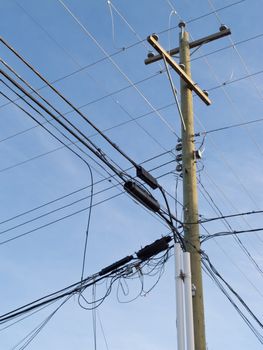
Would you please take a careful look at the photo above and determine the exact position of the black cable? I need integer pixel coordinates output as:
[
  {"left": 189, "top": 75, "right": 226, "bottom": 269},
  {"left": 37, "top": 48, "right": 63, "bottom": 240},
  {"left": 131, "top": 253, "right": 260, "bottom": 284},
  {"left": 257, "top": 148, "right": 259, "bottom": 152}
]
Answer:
[
  {"left": 10, "top": 295, "right": 72, "bottom": 350},
  {"left": 0, "top": 42, "right": 141, "bottom": 169},
  {"left": 201, "top": 227, "right": 263, "bottom": 243},
  {"left": 203, "top": 255, "right": 263, "bottom": 330},
  {"left": 0, "top": 0, "right": 246, "bottom": 115},
  {"left": 159, "top": 186, "right": 185, "bottom": 250},
  {"left": 198, "top": 210, "right": 263, "bottom": 224},
  {"left": 0, "top": 233, "right": 175, "bottom": 324},
  {"left": 2, "top": 62, "right": 263, "bottom": 155},
  {"left": 0, "top": 161, "right": 174, "bottom": 240},
  {"left": 202, "top": 260, "right": 263, "bottom": 344},
  {"left": 198, "top": 179, "right": 263, "bottom": 277},
  {"left": 0, "top": 67, "right": 183, "bottom": 237},
  {"left": 0, "top": 170, "right": 175, "bottom": 246},
  {"left": 0, "top": 69, "right": 126, "bottom": 181},
  {"left": 0, "top": 149, "right": 172, "bottom": 227}
]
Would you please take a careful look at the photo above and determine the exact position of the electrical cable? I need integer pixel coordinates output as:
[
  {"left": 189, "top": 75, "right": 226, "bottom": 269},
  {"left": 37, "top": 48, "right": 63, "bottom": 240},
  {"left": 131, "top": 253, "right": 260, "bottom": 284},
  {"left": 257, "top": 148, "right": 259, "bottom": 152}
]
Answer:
[
  {"left": 0, "top": 160, "right": 175, "bottom": 237},
  {"left": 0, "top": 1, "right": 242, "bottom": 116},
  {"left": 57, "top": 0, "right": 179, "bottom": 138},
  {"left": 0, "top": 69, "right": 127, "bottom": 182},
  {"left": 2, "top": 64, "right": 263, "bottom": 152},
  {"left": 0, "top": 170, "right": 175, "bottom": 246},
  {"left": 202, "top": 259, "right": 263, "bottom": 344},
  {"left": 0, "top": 36, "right": 178, "bottom": 156},
  {"left": 11, "top": 2, "right": 170, "bottom": 155},
  {"left": 0, "top": 149, "right": 173, "bottom": 227},
  {"left": 198, "top": 209, "right": 263, "bottom": 224},
  {"left": 0, "top": 60, "right": 131, "bottom": 178},
  {"left": 201, "top": 227, "right": 263, "bottom": 243},
  {"left": 10, "top": 295, "right": 72, "bottom": 350},
  {"left": 198, "top": 179, "right": 263, "bottom": 277},
  {"left": 0, "top": 235, "right": 173, "bottom": 325}
]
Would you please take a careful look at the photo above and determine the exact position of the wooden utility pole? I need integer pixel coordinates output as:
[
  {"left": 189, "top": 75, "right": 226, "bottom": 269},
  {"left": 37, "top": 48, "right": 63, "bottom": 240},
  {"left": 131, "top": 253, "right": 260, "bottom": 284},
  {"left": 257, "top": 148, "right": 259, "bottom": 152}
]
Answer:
[
  {"left": 146, "top": 22, "right": 231, "bottom": 350},
  {"left": 179, "top": 22, "right": 206, "bottom": 350}
]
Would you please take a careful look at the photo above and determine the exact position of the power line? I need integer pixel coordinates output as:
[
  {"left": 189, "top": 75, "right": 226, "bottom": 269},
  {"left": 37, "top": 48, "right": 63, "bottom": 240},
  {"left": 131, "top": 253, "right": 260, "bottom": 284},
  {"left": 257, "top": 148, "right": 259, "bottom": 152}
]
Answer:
[
  {"left": 198, "top": 179, "right": 263, "bottom": 277},
  {"left": 0, "top": 68, "right": 127, "bottom": 182},
  {"left": 201, "top": 227, "right": 263, "bottom": 242},
  {"left": 13, "top": 1, "right": 169, "bottom": 155},
  {"left": 198, "top": 209, "right": 263, "bottom": 224},
  {"left": 0, "top": 0, "right": 245, "bottom": 116},
  {"left": 202, "top": 256, "right": 263, "bottom": 344},
  {"left": 0, "top": 235, "right": 173, "bottom": 324},
  {"left": 0, "top": 150, "right": 174, "bottom": 228},
  {"left": 0, "top": 56, "right": 140, "bottom": 171},
  {"left": 0, "top": 169, "right": 176, "bottom": 246},
  {"left": 2, "top": 62, "right": 263, "bottom": 152}
]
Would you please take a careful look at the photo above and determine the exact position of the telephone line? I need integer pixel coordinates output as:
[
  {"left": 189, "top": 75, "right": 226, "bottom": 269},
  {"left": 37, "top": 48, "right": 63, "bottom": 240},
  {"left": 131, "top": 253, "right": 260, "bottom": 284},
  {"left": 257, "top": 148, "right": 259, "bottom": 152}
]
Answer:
[
  {"left": 0, "top": 0, "right": 244, "bottom": 112},
  {"left": 0, "top": 149, "right": 173, "bottom": 227},
  {"left": 1, "top": 64, "right": 263, "bottom": 149},
  {"left": 0, "top": 161, "right": 175, "bottom": 237},
  {"left": 0, "top": 170, "right": 176, "bottom": 246}
]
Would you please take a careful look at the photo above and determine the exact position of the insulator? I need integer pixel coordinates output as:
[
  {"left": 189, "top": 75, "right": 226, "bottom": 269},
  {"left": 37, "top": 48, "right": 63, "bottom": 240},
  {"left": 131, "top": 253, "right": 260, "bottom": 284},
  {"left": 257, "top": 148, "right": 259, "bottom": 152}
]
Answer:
[
  {"left": 176, "top": 164, "right": 183, "bottom": 172},
  {"left": 176, "top": 154, "right": 183, "bottom": 162},
  {"left": 176, "top": 143, "right": 182, "bottom": 151}
]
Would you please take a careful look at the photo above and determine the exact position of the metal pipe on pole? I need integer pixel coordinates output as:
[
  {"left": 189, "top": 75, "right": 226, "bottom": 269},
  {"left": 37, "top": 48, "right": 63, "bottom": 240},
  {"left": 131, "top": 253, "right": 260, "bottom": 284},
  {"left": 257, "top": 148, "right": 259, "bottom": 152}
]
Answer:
[
  {"left": 175, "top": 243, "right": 186, "bottom": 350},
  {"left": 183, "top": 252, "right": 195, "bottom": 350}
]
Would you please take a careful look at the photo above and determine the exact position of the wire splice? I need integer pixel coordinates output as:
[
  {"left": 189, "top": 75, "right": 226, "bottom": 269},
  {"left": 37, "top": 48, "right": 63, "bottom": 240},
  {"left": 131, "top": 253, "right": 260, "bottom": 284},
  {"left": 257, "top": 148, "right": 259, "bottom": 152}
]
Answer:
[
  {"left": 136, "top": 236, "right": 172, "bottom": 261},
  {"left": 99, "top": 255, "right": 133, "bottom": 276},
  {"left": 123, "top": 181, "right": 160, "bottom": 212},
  {"left": 136, "top": 166, "right": 159, "bottom": 189}
]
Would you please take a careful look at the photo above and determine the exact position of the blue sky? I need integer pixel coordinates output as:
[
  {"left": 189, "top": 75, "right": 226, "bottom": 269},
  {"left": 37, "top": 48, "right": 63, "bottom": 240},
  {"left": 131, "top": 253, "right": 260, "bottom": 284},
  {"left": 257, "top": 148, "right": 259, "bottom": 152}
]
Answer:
[{"left": 0, "top": 0, "right": 263, "bottom": 349}]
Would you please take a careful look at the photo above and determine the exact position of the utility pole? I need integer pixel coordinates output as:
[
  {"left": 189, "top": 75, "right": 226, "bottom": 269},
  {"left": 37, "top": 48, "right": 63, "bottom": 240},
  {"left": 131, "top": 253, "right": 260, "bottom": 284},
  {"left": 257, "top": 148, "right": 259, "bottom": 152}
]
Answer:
[
  {"left": 179, "top": 22, "right": 205, "bottom": 350},
  {"left": 145, "top": 23, "right": 231, "bottom": 350}
]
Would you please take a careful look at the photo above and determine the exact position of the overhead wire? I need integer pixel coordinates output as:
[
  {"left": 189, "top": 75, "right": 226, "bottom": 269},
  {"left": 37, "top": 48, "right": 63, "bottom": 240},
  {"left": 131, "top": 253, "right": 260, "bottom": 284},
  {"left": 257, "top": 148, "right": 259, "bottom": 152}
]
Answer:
[
  {"left": 198, "top": 178, "right": 263, "bottom": 277},
  {"left": 0, "top": 0, "right": 244, "bottom": 113},
  {"left": 191, "top": 0, "right": 263, "bottom": 250},
  {"left": 201, "top": 227, "right": 263, "bottom": 243},
  {"left": 0, "top": 169, "right": 177, "bottom": 246},
  {"left": 1, "top": 64, "right": 263, "bottom": 152},
  {"left": 169, "top": 0, "right": 263, "bottom": 293},
  {"left": 0, "top": 41, "right": 150, "bottom": 171},
  {"left": 0, "top": 59, "right": 186, "bottom": 248},
  {"left": 199, "top": 209, "right": 263, "bottom": 224},
  {"left": 0, "top": 149, "right": 173, "bottom": 227},
  {"left": 14, "top": 0, "right": 170, "bottom": 155},
  {"left": 201, "top": 170, "right": 263, "bottom": 247},
  {"left": 0, "top": 58, "right": 132, "bottom": 179},
  {"left": 202, "top": 257, "right": 263, "bottom": 344},
  {"left": 10, "top": 296, "right": 72, "bottom": 350},
  {"left": 57, "top": 0, "right": 180, "bottom": 138},
  {"left": 0, "top": 236, "right": 173, "bottom": 325},
  {"left": 0, "top": 68, "right": 129, "bottom": 185}
]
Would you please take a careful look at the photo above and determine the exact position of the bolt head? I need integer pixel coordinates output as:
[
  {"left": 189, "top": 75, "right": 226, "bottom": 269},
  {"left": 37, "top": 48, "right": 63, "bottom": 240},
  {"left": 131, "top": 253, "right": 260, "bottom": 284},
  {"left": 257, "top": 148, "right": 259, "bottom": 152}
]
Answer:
[
  {"left": 179, "top": 63, "right": 185, "bottom": 70},
  {"left": 152, "top": 33, "right": 159, "bottom": 41},
  {"left": 219, "top": 24, "right": 228, "bottom": 31},
  {"left": 147, "top": 51, "right": 155, "bottom": 58}
]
